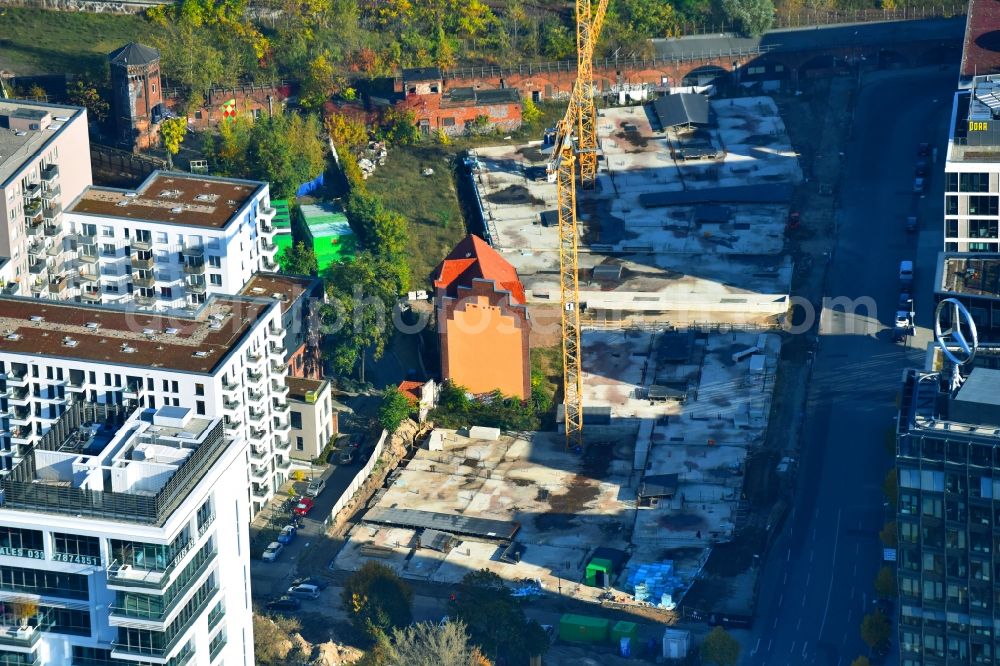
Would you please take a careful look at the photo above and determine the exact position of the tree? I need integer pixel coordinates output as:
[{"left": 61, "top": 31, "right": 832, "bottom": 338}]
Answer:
[
  {"left": 341, "top": 562, "right": 413, "bottom": 638},
  {"left": 154, "top": 22, "right": 226, "bottom": 114},
  {"left": 879, "top": 521, "right": 897, "bottom": 549},
  {"left": 379, "top": 386, "right": 413, "bottom": 432},
  {"left": 540, "top": 20, "right": 574, "bottom": 60},
  {"left": 322, "top": 252, "right": 405, "bottom": 382},
  {"left": 521, "top": 99, "right": 542, "bottom": 126},
  {"left": 701, "top": 626, "right": 740, "bottom": 666},
  {"left": 326, "top": 112, "right": 369, "bottom": 153},
  {"left": 380, "top": 108, "right": 420, "bottom": 146},
  {"left": 860, "top": 610, "right": 890, "bottom": 651},
  {"left": 449, "top": 569, "right": 549, "bottom": 664},
  {"left": 279, "top": 241, "right": 319, "bottom": 276},
  {"left": 387, "top": 620, "right": 490, "bottom": 666},
  {"left": 851, "top": 658, "right": 871, "bottom": 666},
  {"left": 301, "top": 53, "right": 337, "bottom": 110},
  {"left": 26, "top": 85, "right": 46, "bottom": 101},
  {"left": 67, "top": 79, "right": 110, "bottom": 124},
  {"left": 874, "top": 566, "right": 896, "bottom": 599},
  {"left": 345, "top": 191, "right": 409, "bottom": 260},
  {"left": 159, "top": 117, "right": 188, "bottom": 170},
  {"left": 721, "top": 0, "right": 774, "bottom": 37},
  {"left": 882, "top": 468, "right": 897, "bottom": 509}
]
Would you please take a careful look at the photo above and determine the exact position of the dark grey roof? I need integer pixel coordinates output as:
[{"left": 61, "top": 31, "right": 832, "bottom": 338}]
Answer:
[
  {"left": 639, "top": 183, "right": 793, "bottom": 208},
  {"left": 950, "top": 368, "right": 1000, "bottom": 428},
  {"left": 694, "top": 205, "right": 731, "bottom": 224},
  {"left": 648, "top": 385, "right": 687, "bottom": 400},
  {"left": 474, "top": 88, "right": 520, "bottom": 104},
  {"left": 109, "top": 42, "right": 160, "bottom": 66},
  {"left": 650, "top": 17, "right": 963, "bottom": 60},
  {"left": 364, "top": 507, "right": 520, "bottom": 541},
  {"left": 417, "top": 528, "right": 456, "bottom": 552},
  {"left": 403, "top": 67, "right": 443, "bottom": 82},
  {"left": 638, "top": 473, "right": 679, "bottom": 499},
  {"left": 652, "top": 93, "right": 710, "bottom": 128}
]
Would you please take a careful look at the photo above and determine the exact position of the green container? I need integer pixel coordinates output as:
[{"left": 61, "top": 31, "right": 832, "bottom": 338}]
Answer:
[
  {"left": 585, "top": 557, "right": 614, "bottom": 587},
  {"left": 610, "top": 620, "right": 638, "bottom": 644},
  {"left": 558, "top": 613, "right": 610, "bottom": 644}
]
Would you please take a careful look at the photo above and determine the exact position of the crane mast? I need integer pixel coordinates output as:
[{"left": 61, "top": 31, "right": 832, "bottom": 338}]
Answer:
[{"left": 551, "top": 0, "right": 610, "bottom": 449}]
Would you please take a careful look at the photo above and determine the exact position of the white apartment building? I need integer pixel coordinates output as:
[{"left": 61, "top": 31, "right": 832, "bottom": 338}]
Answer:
[
  {"left": 945, "top": 76, "right": 1000, "bottom": 252},
  {"left": 0, "top": 100, "right": 92, "bottom": 299},
  {"left": 63, "top": 171, "right": 280, "bottom": 310},
  {"left": 286, "top": 377, "right": 335, "bottom": 462},
  {"left": 0, "top": 401, "right": 254, "bottom": 665},
  {"left": 0, "top": 292, "right": 292, "bottom": 515}
]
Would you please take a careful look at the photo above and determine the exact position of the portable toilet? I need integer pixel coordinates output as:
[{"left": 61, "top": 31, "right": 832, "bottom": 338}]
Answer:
[
  {"left": 585, "top": 557, "right": 614, "bottom": 588},
  {"left": 611, "top": 620, "right": 639, "bottom": 645},
  {"left": 662, "top": 628, "right": 691, "bottom": 659}
]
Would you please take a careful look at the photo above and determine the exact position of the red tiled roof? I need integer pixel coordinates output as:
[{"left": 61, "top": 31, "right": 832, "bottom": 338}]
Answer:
[
  {"left": 962, "top": 0, "right": 1000, "bottom": 79},
  {"left": 432, "top": 234, "right": 526, "bottom": 305},
  {"left": 397, "top": 380, "right": 424, "bottom": 404}
]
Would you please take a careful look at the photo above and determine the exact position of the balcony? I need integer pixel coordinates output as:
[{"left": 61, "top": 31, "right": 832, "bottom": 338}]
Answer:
[
  {"left": 182, "top": 245, "right": 205, "bottom": 257},
  {"left": 81, "top": 291, "right": 102, "bottom": 303},
  {"left": 186, "top": 282, "right": 207, "bottom": 295},
  {"left": 261, "top": 241, "right": 277, "bottom": 255},
  {"left": 42, "top": 223, "right": 59, "bottom": 237},
  {"left": 248, "top": 410, "right": 265, "bottom": 426},
  {"left": 250, "top": 464, "right": 267, "bottom": 481},
  {"left": 41, "top": 184, "right": 60, "bottom": 201},
  {"left": 43, "top": 203, "right": 61, "bottom": 221},
  {"left": 276, "top": 457, "right": 291, "bottom": 471},
  {"left": 133, "top": 274, "right": 155, "bottom": 288},
  {"left": 272, "top": 402, "right": 289, "bottom": 414},
  {"left": 105, "top": 536, "right": 206, "bottom": 592},
  {"left": 222, "top": 398, "right": 240, "bottom": 412},
  {"left": 270, "top": 360, "right": 288, "bottom": 374},
  {"left": 271, "top": 381, "right": 289, "bottom": 396},
  {"left": 274, "top": 437, "right": 291, "bottom": 451},
  {"left": 251, "top": 484, "right": 271, "bottom": 500},
  {"left": 183, "top": 261, "right": 206, "bottom": 275},
  {"left": 0, "top": 624, "right": 42, "bottom": 649},
  {"left": 246, "top": 350, "right": 263, "bottom": 364},
  {"left": 41, "top": 163, "right": 58, "bottom": 182},
  {"left": 78, "top": 251, "right": 98, "bottom": 264},
  {"left": 262, "top": 258, "right": 278, "bottom": 271},
  {"left": 6, "top": 372, "right": 27, "bottom": 387},
  {"left": 267, "top": 343, "right": 284, "bottom": 358},
  {"left": 246, "top": 370, "right": 263, "bottom": 385},
  {"left": 259, "top": 205, "right": 277, "bottom": 220},
  {"left": 22, "top": 184, "right": 40, "bottom": 201},
  {"left": 131, "top": 238, "right": 153, "bottom": 251},
  {"left": 108, "top": 555, "right": 219, "bottom": 629},
  {"left": 247, "top": 389, "right": 264, "bottom": 404},
  {"left": 134, "top": 294, "right": 156, "bottom": 307},
  {"left": 27, "top": 241, "right": 45, "bottom": 257},
  {"left": 23, "top": 202, "right": 42, "bottom": 222},
  {"left": 268, "top": 324, "right": 285, "bottom": 338},
  {"left": 222, "top": 380, "right": 240, "bottom": 394},
  {"left": 224, "top": 419, "right": 242, "bottom": 432},
  {"left": 131, "top": 255, "right": 154, "bottom": 271},
  {"left": 249, "top": 446, "right": 267, "bottom": 462},
  {"left": 28, "top": 261, "right": 48, "bottom": 276},
  {"left": 45, "top": 242, "right": 62, "bottom": 258},
  {"left": 48, "top": 275, "right": 69, "bottom": 295},
  {"left": 123, "top": 382, "right": 144, "bottom": 400}
]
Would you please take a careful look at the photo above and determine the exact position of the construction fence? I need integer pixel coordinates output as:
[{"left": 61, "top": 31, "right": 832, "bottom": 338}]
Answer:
[{"left": 326, "top": 428, "right": 389, "bottom": 526}]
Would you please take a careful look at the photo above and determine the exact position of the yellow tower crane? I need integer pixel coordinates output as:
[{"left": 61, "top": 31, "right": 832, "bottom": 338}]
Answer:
[{"left": 549, "top": 0, "right": 610, "bottom": 450}]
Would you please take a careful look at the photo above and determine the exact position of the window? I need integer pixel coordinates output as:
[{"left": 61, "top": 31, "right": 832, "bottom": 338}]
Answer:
[
  {"left": 195, "top": 383, "right": 205, "bottom": 396},
  {"left": 101, "top": 244, "right": 116, "bottom": 257},
  {"left": 0, "top": 527, "right": 43, "bottom": 559},
  {"left": 155, "top": 232, "right": 167, "bottom": 244},
  {"left": 172, "top": 381, "right": 179, "bottom": 393},
  {"left": 296, "top": 436, "right": 304, "bottom": 451},
  {"left": 52, "top": 533, "right": 101, "bottom": 566},
  {"left": 101, "top": 226, "right": 114, "bottom": 237},
  {"left": 946, "top": 172, "right": 959, "bottom": 191},
  {"left": 946, "top": 196, "right": 958, "bottom": 215},
  {"left": 196, "top": 400, "right": 205, "bottom": 416},
  {"left": 195, "top": 110, "right": 203, "bottom": 120},
  {"left": 946, "top": 219, "right": 959, "bottom": 237},
  {"left": 968, "top": 196, "right": 999, "bottom": 217},
  {"left": 0, "top": 564, "right": 88, "bottom": 599},
  {"left": 210, "top": 274, "right": 222, "bottom": 286},
  {"left": 208, "top": 255, "right": 221, "bottom": 268},
  {"left": 442, "top": 117, "right": 456, "bottom": 127},
  {"left": 290, "top": 411, "right": 302, "bottom": 429},
  {"left": 970, "top": 218, "right": 998, "bottom": 238},
  {"left": 960, "top": 172, "right": 990, "bottom": 192},
  {"left": 160, "top": 287, "right": 172, "bottom": 298}
]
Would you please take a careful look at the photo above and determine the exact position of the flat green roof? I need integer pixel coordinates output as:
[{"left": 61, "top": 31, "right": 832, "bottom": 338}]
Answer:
[{"left": 271, "top": 199, "right": 292, "bottom": 230}]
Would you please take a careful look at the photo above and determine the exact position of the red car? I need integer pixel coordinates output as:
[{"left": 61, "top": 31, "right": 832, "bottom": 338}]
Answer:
[{"left": 293, "top": 498, "right": 315, "bottom": 516}]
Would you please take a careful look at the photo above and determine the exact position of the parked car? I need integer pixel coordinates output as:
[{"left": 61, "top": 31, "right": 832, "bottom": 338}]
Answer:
[
  {"left": 913, "top": 177, "right": 925, "bottom": 193},
  {"left": 291, "top": 576, "right": 330, "bottom": 591},
  {"left": 265, "top": 595, "right": 301, "bottom": 612},
  {"left": 898, "top": 292, "right": 913, "bottom": 310},
  {"left": 306, "top": 478, "right": 326, "bottom": 498},
  {"left": 277, "top": 525, "right": 297, "bottom": 545},
  {"left": 262, "top": 542, "right": 284, "bottom": 562},
  {"left": 905, "top": 215, "right": 917, "bottom": 233},
  {"left": 349, "top": 433, "right": 363, "bottom": 449},
  {"left": 894, "top": 311, "right": 913, "bottom": 329},
  {"left": 339, "top": 450, "right": 356, "bottom": 466},
  {"left": 293, "top": 498, "right": 315, "bottom": 516},
  {"left": 899, "top": 260, "right": 914, "bottom": 286},
  {"left": 287, "top": 583, "right": 321, "bottom": 600}
]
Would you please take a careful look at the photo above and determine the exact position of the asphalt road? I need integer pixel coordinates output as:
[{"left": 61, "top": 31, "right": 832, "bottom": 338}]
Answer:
[{"left": 744, "top": 66, "right": 956, "bottom": 666}]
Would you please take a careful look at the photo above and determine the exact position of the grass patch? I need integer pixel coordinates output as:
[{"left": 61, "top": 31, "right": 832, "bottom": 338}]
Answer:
[
  {"left": 0, "top": 8, "right": 158, "bottom": 77},
  {"left": 364, "top": 144, "right": 466, "bottom": 284},
  {"left": 531, "top": 345, "right": 562, "bottom": 429}
]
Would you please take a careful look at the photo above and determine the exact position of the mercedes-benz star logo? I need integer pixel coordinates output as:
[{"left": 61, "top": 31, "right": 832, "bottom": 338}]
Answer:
[{"left": 934, "top": 297, "right": 978, "bottom": 366}]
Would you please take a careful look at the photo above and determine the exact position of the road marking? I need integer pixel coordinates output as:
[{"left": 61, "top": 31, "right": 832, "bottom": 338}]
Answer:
[
  {"left": 805, "top": 573, "right": 811, "bottom": 587},
  {"left": 752, "top": 639, "right": 761, "bottom": 656},
  {"left": 818, "top": 508, "right": 842, "bottom": 640}
]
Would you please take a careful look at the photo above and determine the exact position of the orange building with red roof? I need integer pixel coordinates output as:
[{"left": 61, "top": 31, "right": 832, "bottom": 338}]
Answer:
[{"left": 432, "top": 234, "right": 531, "bottom": 399}]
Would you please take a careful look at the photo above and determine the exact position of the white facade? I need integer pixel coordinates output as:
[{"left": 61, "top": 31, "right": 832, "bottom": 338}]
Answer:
[
  {"left": 0, "top": 293, "right": 292, "bottom": 515},
  {"left": 945, "top": 79, "right": 1000, "bottom": 253},
  {"left": 0, "top": 100, "right": 93, "bottom": 300},
  {"left": 64, "top": 172, "right": 279, "bottom": 311},
  {"left": 0, "top": 403, "right": 253, "bottom": 665}
]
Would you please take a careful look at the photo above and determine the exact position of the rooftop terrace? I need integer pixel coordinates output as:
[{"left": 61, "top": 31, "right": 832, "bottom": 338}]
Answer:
[
  {"left": 0, "top": 100, "right": 82, "bottom": 185},
  {"left": 937, "top": 253, "right": 1000, "bottom": 298},
  {"left": 285, "top": 376, "right": 327, "bottom": 402},
  {"left": 67, "top": 171, "right": 265, "bottom": 229},
  {"left": 0, "top": 294, "right": 272, "bottom": 373},
  {"left": 0, "top": 403, "right": 229, "bottom": 526}
]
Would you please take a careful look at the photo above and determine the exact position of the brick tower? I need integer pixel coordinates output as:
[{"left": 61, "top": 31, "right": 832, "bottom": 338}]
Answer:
[{"left": 108, "top": 42, "right": 163, "bottom": 152}]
